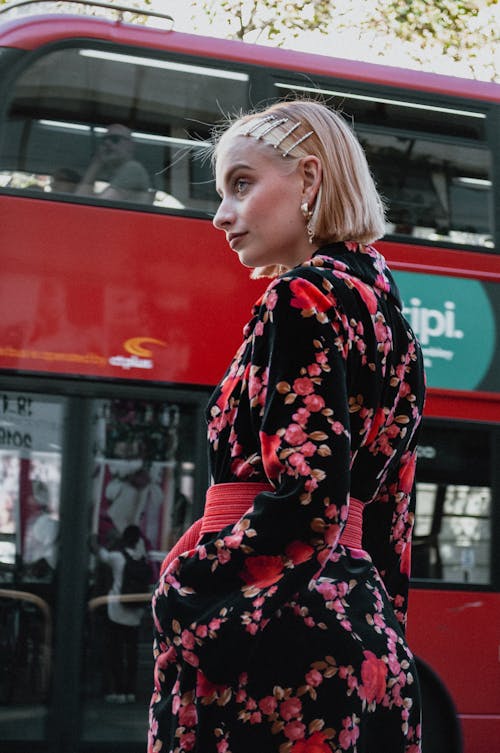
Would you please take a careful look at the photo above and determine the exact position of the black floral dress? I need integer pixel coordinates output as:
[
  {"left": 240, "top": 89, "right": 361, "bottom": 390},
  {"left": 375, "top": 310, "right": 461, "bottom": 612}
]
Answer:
[{"left": 149, "top": 242, "right": 426, "bottom": 753}]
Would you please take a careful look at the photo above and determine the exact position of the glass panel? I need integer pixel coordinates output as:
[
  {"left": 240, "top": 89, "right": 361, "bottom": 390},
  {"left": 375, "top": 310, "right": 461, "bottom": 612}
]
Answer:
[
  {"left": 275, "top": 82, "right": 494, "bottom": 249},
  {"left": 82, "top": 395, "right": 204, "bottom": 745},
  {"left": 0, "top": 46, "right": 249, "bottom": 213},
  {"left": 0, "top": 391, "right": 64, "bottom": 740},
  {"left": 412, "top": 423, "right": 492, "bottom": 584}
]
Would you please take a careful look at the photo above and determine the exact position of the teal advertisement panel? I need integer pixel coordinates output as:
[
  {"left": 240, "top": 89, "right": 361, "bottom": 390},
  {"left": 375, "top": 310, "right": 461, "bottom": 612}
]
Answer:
[{"left": 394, "top": 271, "right": 498, "bottom": 392}]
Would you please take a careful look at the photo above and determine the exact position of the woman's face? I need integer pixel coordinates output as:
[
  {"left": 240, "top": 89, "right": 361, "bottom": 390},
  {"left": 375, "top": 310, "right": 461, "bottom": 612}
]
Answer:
[{"left": 213, "top": 134, "right": 316, "bottom": 271}]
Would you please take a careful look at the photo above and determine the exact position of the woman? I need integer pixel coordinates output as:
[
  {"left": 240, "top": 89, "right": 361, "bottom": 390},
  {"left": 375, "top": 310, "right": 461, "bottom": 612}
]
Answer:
[{"left": 149, "top": 100, "right": 425, "bottom": 753}]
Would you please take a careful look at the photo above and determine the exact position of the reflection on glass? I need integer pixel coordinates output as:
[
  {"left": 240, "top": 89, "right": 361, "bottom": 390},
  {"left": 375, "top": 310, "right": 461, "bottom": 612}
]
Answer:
[
  {"left": 82, "top": 397, "right": 199, "bottom": 744},
  {"left": 0, "top": 392, "right": 63, "bottom": 738},
  {"left": 413, "top": 482, "right": 491, "bottom": 584}
]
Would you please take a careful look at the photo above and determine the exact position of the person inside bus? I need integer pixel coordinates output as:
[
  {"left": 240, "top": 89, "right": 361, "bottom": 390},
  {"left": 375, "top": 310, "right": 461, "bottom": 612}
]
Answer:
[
  {"left": 149, "top": 99, "right": 426, "bottom": 753},
  {"left": 77, "top": 123, "right": 151, "bottom": 203},
  {"left": 93, "top": 524, "right": 148, "bottom": 704}
]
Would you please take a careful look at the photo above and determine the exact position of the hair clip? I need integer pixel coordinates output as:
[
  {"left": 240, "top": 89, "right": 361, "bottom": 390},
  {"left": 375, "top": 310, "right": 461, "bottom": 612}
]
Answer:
[
  {"left": 243, "top": 115, "right": 277, "bottom": 136},
  {"left": 274, "top": 121, "right": 301, "bottom": 148},
  {"left": 282, "top": 130, "right": 314, "bottom": 157},
  {"left": 258, "top": 117, "right": 289, "bottom": 138}
]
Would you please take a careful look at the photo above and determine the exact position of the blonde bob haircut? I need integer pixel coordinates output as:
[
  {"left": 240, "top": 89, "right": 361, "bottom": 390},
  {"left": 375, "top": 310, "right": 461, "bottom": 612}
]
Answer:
[{"left": 211, "top": 99, "right": 386, "bottom": 276}]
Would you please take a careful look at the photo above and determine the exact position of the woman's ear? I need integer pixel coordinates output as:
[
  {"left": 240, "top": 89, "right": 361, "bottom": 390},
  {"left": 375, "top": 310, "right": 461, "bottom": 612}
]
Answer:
[{"left": 300, "top": 155, "right": 322, "bottom": 205}]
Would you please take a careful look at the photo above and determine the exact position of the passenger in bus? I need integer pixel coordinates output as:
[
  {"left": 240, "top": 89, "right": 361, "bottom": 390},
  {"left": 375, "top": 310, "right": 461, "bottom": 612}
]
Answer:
[
  {"left": 93, "top": 525, "right": 148, "bottom": 704},
  {"left": 77, "top": 124, "right": 151, "bottom": 203},
  {"left": 150, "top": 100, "right": 426, "bottom": 753}
]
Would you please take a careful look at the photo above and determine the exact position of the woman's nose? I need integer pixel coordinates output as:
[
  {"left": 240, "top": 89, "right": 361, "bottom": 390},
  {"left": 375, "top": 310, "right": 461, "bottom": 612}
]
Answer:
[{"left": 212, "top": 199, "right": 233, "bottom": 230}]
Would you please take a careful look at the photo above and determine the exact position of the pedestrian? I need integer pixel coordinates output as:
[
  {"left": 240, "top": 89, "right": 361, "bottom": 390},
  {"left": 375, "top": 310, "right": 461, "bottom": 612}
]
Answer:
[{"left": 149, "top": 99, "right": 426, "bottom": 753}]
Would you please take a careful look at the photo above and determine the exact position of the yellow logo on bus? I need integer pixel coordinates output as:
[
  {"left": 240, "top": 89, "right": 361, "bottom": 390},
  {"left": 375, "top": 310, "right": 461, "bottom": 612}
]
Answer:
[{"left": 124, "top": 337, "right": 167, "bottom": 358}]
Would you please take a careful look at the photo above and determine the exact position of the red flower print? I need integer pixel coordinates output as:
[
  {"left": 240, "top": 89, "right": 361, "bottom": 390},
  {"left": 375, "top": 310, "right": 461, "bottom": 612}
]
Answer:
[
  {"left": 365, "top": 407, "right": 385, "bottom": 445},
  {"left": 240, "top": 555, "right": 284, "bottom": 588},
  {"left": 360, "top": 650, "right": 387, "bottom": 703},
  {"left": 293, "top": 377, "right": 315, "bottom": 396},
  {"left": 289, "top": 278, "right": 334, "bottom": 313},
  {"left": 285, "top": 423, "right": 309, "bottom": 445},
  {"left": 196, "top": 669, "right": 225, "bottom": 698},
  {"left": 303, "top": 394, "right": 325, "bottom": 412},
  {"left": 286, "top": 540, "right": 315, "bottom": 564},
  {"left": 291, "top": 731, "right": 331, "bottom": 752},
  {"left": 260, "top": 431, "right": 285, "bottom": 479},
  {"left": 280, "top": 696, "right": 303, "bottom": 720},
  {"left": 399, "top": 452, "right": 416, "bottom": 494},
  {"left": 179, "top": 731, "right": 196, "bottom": 750}
]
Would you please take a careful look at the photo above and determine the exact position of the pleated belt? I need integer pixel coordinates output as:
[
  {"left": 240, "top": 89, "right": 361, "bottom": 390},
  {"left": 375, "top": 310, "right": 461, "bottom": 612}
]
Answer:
[{"left": 201, "top": 482, "right": 363, "bottom": 549}]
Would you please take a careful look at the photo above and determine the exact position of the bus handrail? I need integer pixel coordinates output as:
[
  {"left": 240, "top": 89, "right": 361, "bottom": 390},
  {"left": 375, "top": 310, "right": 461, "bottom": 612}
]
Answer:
[
  {"left": 87, "top": 592, "right": 152, "bottom": 612},
  {"left": 0, "top": 587, "right": 52, "bottom": 694},
  {"left": 0, "top": 0, "right": 174, "bottom": 24}
]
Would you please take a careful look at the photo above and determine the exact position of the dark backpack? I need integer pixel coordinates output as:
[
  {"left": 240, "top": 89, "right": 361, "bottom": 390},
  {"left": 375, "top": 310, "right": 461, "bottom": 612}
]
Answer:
[{"left": 121, "top": 550, "right": 152, "bottom": 603}]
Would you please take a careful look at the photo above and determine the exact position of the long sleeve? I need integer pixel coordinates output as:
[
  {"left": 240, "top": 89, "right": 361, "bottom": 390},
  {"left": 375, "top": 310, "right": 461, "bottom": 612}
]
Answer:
[{"left": 152, "top": 274, "right": 355, "bottom": 683}]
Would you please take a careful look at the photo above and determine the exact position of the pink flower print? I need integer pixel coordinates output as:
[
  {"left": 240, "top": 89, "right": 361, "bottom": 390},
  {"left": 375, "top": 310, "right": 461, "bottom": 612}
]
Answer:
[
  {"left": 265, "top": 288, "right": 278, "bottom": 311},
  {"left": 182, "top": 650, "right": 199, "bottom": 667},
  {"left": 293, "top": 377, "right": 315, "bottom": 396},
  {"left": 301, "top": 441, "right": 316, "bottom": 457},
  {"left": 307, "top": 363, "right": 322, "bottom": 377},
  {"left": 331, "top": 421, "right": 345, "bottom": 435},
  {"left": 339, "top": 715, "right": 360, "bottom": 750},
  {"left": 280, "top": 696, "right": 303, "bottom": 721},
  {"left": 284, "top": 720, "right": 307, "bottom": 741},
  {"left": 303, "top": 394, "right": 325, "bottom": 412},
  {"left": 258, "top": 695, "right": 278, "bottom": 715},
  {"left": 305, "top": 669, "right": 323, "bottom": 687},
  {"left": 178, "top": 702, "right": 197, "bottom": 727},
  {"left": 292, "top": 407, "right": 310, "bottom": 426},
  {"left": 288, "top": 453, "right": 310, "bottom": 476},
  {"left": 285, "top": 423, "right": 309, "bottom": 446},
  {"left": 315, "top": 581, "right": 337, "bottom": 600},
  {"left": 179, "top": 731, "right": 196, "bottom": 751},
  {"left": 180, "top": 629, "right": 195, "bottom": 649},
  {"left": 254, "top": 320, "right": 264, "bottom": 337},
  {"left": 360, "top": 650, "right": 387, "bottom": 703},
  {"left": 217, "top": 740, "right": 230, "bottom": 753}
]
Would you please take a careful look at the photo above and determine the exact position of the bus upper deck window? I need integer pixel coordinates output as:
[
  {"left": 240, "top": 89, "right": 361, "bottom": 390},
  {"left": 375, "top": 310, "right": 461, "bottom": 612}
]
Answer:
[
  {"left": 274, "top": 81, "right": 494, "bottom": 250},
  {"left": 0, "top": 45, "right": 249, "bottom": 215}
]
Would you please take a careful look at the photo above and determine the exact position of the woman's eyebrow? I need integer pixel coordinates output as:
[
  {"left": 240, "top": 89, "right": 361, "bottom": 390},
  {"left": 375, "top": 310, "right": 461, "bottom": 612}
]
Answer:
[{"left": 216, "top": 162, "right": 255, "bottom": 194}]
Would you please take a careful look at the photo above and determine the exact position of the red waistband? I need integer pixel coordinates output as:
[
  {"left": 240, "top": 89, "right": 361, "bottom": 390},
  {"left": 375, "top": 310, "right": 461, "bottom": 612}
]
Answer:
[{"left": 201, "top": 482, "right": 363, "bottom": 549}]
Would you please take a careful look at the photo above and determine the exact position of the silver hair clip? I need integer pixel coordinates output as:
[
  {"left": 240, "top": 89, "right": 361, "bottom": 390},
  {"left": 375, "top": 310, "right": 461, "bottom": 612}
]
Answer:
[
  {"left": 243, "top": 115, "right": 277, "bottom": 136},
  {"left": 274, "top": 121, "right": 301, "bottom": 148},
  {"left": 282, "top": 130, "right": 314, "bottom": 158},
  {"left": 258, "top": 117, "right": 289, "bottom": 138}
]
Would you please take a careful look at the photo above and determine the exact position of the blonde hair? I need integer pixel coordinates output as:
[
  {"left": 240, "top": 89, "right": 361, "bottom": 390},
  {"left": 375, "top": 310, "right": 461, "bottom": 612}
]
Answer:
[{"left": 212, "top": 99, "right": 386, "bottom": 277}]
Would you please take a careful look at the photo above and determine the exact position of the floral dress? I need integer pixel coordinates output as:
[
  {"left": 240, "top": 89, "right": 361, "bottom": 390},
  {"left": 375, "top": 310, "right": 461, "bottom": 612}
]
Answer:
[{"left": 150, "top": 242, "right": 426, "bottom": 753}]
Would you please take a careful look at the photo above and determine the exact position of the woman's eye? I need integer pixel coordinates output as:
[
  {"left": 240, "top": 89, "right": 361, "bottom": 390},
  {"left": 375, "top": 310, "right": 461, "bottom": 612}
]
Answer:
[{"left": 234, "top": 178, "right": 248, "bottom": 194}]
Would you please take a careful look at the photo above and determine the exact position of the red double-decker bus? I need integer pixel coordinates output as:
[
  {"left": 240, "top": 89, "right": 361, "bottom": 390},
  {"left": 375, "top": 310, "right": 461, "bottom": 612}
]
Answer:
[{"left": 0, "top": 2, "right": 498, "bottom": 752}]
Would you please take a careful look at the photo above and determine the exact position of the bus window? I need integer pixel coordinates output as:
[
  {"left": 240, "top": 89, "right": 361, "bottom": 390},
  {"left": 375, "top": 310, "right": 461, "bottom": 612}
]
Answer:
[
  {"left": 412, "top": 422, "right": 492, "bottom": 585},
  {"left": 0, "top": 391, "right": 63, "bottom": 717},
  {"left": 83, "top": 394, "right": 206, "bottom": 744},
  {"left": 0, "top": 45, "right": 249, "bottom": 213},
  {"left": 275, "top": 81, "right": 494, "bottom": 249}
]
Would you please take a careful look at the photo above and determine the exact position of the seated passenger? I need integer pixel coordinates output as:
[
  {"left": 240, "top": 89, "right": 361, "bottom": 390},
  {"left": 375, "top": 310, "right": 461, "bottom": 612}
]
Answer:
[{"left": 77, "top": 124, "right": 150, "bottom": 203}]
